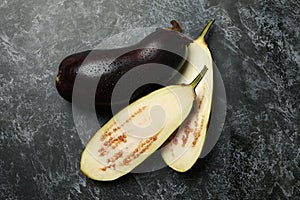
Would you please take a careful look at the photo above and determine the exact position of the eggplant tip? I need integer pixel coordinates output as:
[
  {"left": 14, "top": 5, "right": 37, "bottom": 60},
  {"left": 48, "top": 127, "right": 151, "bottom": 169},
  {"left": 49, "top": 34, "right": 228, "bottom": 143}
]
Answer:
[{"left": 55, "top": 75, "right": 60, "bottom": 83}]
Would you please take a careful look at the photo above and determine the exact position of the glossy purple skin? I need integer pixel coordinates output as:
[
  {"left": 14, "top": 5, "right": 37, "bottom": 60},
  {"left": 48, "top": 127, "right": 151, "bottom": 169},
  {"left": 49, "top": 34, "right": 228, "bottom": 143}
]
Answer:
[{"left": 56, "top": 28, "right": 192, "bottom": 109}]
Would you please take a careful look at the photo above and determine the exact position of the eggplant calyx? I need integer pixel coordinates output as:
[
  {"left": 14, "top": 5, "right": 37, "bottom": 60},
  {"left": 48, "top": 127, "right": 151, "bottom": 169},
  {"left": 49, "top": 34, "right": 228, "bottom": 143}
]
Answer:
[
  {"left": 164, "top": 20, "right": 182, "bottom": 33},
  {"left": 194, "top": 19, "right": 215, "bottom": 46}
]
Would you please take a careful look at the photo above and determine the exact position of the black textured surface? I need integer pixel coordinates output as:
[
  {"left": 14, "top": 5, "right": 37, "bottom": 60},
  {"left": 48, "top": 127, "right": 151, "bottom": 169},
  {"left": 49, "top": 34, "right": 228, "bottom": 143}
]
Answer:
[{"left": 0, "top": 0, "right": 299, "bottom": 199}]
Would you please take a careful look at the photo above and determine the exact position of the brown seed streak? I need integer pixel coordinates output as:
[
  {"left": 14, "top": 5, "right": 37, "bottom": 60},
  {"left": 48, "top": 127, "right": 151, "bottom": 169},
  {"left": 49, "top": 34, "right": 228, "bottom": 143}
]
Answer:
[
  {"left": 99, "top": 106, "right": 149, "bottom": 169},
  {"left": 100, "top": 164, "right": 116, "bottom": 171},
  {"left": 192, "top": 117, "right": 205, "bottom": 146},
  {"left": 191, "top": 94, "right": 205, "bottom": 147},
  {"left": 99, "top": 133, "right": 127, "bottom": 157},
  {"left": 181, "top": 125, "right": 193, "bottom": 147},
  {"left": 121, "top": 133, "right": 158, "bottom": 166},
  {"left": 103, "top": 137, "right": 114, "bottom": 146},
  {"left": 107, "top": 151, "right": 123, "bottom": 163},
  {"left": 178, "top": 94, "right": 205, "bottom": 148},
  {"left": 98, "top": 147, "right": 108, "bottom": 157},
  {"left": 120, "top": 106, "right": 147, "bottom": 127},
  {"left": 100, "top": 122, "right": 117, "bottom": 141},
  {"left": 103, "top": 133, "right": 127, "bottom": 147}
]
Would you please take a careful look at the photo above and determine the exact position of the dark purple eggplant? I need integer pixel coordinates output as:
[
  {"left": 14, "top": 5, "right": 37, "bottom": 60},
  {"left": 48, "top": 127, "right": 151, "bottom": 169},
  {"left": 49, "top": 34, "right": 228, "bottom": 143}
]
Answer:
[{"left": 55, "top": 20, "right": 191, "bottom": 110}]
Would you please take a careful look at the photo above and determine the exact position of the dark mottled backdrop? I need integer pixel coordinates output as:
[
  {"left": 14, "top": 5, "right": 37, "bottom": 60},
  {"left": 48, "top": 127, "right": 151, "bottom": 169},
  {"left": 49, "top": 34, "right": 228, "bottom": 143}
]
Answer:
[{"left": 0, "top": 0, "right": 299, "bottom": 199}]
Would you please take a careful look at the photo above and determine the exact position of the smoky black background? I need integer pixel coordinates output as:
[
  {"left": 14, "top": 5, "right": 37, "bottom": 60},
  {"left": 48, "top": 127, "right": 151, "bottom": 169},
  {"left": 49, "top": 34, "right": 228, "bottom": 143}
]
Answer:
[{"left": 0, "top": 0, "right": 299, "bottom": 199}]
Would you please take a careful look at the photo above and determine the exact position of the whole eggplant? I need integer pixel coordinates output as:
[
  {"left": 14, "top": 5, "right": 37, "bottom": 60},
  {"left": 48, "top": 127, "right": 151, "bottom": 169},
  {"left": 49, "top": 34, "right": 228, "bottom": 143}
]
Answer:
[{"left": 56, "top": 20, "right": 192, "bottom": 110}]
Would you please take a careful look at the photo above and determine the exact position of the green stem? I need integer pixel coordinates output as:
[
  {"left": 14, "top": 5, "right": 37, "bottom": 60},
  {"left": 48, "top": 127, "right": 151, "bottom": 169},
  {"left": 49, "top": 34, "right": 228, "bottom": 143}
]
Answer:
[
  {"left": 190, "top": 66, "right": 208, "bottom": 89},
  {"left": 194, "top": 19, "right": 215, "bottom": 43}
]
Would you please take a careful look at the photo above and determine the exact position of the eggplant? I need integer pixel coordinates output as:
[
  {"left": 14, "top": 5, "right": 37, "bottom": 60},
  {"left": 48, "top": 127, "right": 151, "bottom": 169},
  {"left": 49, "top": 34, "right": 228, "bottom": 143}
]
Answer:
[{"left": 55, "top": 20, "right": 192, "bottom": 110}]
